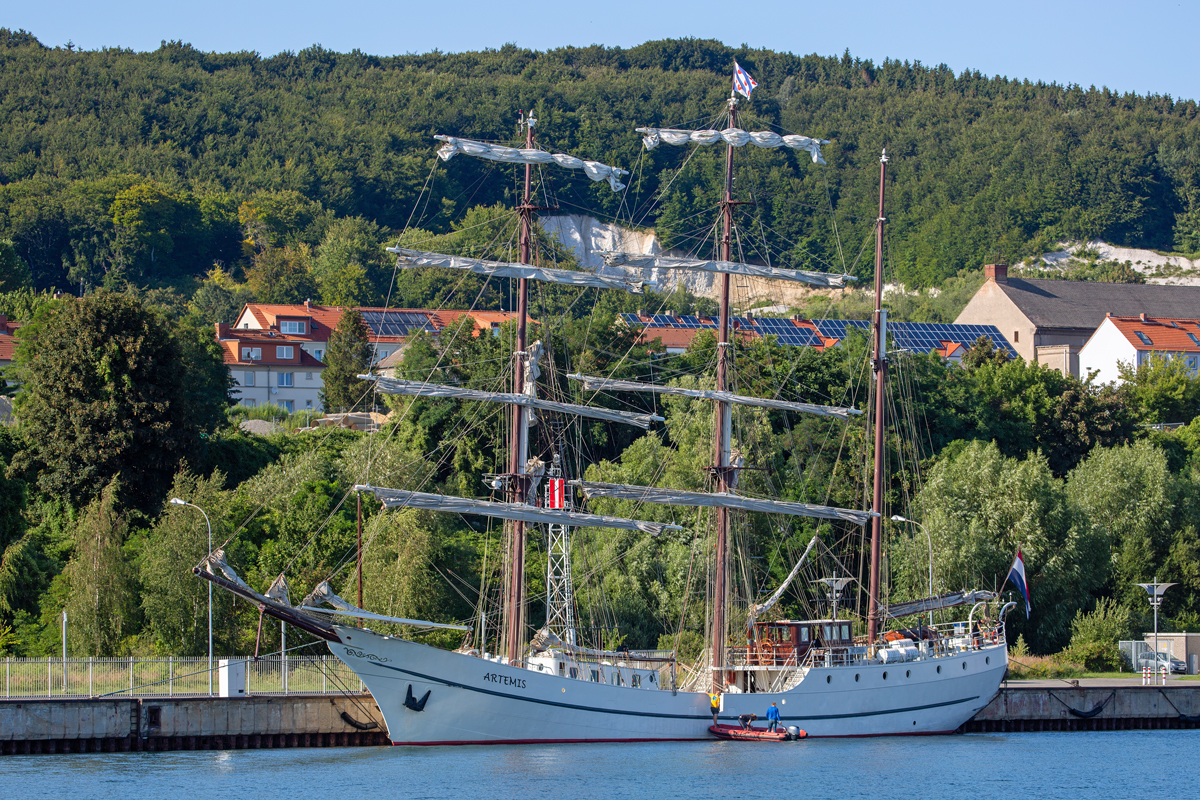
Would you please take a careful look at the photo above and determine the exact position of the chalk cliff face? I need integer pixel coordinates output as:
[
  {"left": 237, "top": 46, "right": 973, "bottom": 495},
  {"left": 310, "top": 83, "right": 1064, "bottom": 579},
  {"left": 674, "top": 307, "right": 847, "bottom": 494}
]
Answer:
[{"left": 539, "top": 215, "right": 837, "bottom": 305}]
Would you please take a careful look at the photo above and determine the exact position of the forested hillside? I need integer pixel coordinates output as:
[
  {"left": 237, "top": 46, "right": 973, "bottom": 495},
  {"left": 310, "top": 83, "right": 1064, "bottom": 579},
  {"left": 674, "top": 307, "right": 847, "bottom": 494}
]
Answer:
[
  {"left": 2, "top": 29, "right": 1200, "bottom": 295},
  {"left": 4, "top": 29, "right": 1200, "bottom": 672}
]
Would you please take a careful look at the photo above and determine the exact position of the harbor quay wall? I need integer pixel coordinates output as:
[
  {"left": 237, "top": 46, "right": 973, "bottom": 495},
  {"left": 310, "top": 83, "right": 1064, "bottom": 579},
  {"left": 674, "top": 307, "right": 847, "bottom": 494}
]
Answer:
[
  {"left": 959, "top": 684, "right": 1200, "bottom": 733},
  {"left": 0, "top": 694, "right": 389, "bottom": 755}
]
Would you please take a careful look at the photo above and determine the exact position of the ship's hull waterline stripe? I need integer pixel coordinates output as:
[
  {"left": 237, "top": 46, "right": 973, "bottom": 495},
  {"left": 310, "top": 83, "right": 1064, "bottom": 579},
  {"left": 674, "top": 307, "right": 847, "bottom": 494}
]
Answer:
[{"left": 361, "top": 657, "right": 979, "bottom": 723}]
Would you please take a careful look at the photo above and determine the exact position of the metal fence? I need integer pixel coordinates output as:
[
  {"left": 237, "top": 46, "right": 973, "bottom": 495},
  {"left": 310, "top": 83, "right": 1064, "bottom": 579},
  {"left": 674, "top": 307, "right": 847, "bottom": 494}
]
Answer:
[{"left": 0, "top": 655, "right": 364, "bottom": 699}]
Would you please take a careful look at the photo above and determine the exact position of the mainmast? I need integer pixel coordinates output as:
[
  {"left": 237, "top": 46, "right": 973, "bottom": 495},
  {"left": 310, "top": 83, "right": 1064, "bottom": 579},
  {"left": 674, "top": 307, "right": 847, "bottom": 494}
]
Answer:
[
  {"left": 504, "top": 113, "right": 536, "bottom": 664},
  {"left": 711, "top": 92, "right": 739, "bottom": 691},
  {"left": 866, "top": 149, "right": 889, "bottom": 644}
]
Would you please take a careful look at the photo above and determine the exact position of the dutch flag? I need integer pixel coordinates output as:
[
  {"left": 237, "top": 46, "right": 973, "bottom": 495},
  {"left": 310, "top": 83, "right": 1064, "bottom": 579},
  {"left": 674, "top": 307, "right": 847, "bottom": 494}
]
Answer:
[
  {"left": 1005, "top": 547, "right": 1032, "bottom": 619},
  {"left": 733, "top": 61, "right": 758, "bottom": 99}
]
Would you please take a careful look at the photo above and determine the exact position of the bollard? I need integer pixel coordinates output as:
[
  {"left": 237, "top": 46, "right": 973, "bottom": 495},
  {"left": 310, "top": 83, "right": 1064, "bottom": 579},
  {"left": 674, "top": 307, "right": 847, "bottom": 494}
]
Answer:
[
  {"left": 1162, "top": 664, "right": 1168, "bottom": 684},
  {"left": 1143, "top": 664, "right": 1150, "bottom": 685}
]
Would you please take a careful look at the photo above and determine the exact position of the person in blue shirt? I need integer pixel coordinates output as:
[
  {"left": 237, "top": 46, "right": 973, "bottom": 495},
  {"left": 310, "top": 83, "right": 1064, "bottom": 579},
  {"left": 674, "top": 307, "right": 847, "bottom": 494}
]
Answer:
[{"left": 766, "top": 702, "right": 781, "bottom": 733}]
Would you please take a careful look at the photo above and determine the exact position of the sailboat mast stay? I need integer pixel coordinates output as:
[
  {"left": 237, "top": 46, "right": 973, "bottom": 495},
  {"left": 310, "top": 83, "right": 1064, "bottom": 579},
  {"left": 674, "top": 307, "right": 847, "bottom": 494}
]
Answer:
[
  {"left": 866, "top": 149, "right": 889, "bottom": 644},
  {"left": 711, "top": 92, "right": 739, "bottom": 690},
  {"left": 505, "top": 113, "right": 536, "bottom": 664}
]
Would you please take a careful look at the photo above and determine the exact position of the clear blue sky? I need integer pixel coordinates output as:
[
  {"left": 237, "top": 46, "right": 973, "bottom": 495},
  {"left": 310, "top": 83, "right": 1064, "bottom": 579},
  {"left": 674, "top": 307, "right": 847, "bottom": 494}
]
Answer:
[{"left": 8, "top": 0, "right": 1198, "bottom": 101}]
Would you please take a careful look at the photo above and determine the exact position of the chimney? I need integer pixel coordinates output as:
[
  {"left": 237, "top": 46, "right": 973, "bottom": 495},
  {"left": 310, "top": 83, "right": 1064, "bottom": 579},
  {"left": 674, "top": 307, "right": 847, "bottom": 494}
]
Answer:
[
  {"left": 985, "top": 264, "right": 1008, "bottom": 284},
  {"left": 1140, "top": 313, "right": 1148, "bottom": 322},
  {"left": 305, "top": 298, "right": 311, "bottom": 311}
]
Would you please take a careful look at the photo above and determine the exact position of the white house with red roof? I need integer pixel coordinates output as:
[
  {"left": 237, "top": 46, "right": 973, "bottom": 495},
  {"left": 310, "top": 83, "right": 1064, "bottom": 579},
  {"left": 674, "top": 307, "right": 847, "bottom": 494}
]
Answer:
[
  {"left": 217, "top": 302, "right": 521, "bottom": 412},
  {"left": 1079, "top": 314, "right": 1200, "bottom": 385}
]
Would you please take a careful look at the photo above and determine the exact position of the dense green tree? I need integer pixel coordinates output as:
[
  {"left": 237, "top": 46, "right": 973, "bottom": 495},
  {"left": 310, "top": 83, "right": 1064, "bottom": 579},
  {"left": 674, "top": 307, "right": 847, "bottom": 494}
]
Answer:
[
  {"left": 62, "top": 479, "right": 137, "bottom": 656},
  {"left": 139, "top": 470, "right": 239, "bottom": 655},
  {"left": 1118, "top": 352, "right": 1200, "bottom": 425},
  {"left": 0, "top": 240, "right": 31, "bottom": 291},
  {"left": 244, "top": 244, "right": 318, "bottom": 305},
  {"left": 8, "top": 290, "right": 228, "bottom": 510},
  {"left": 319, "top": 308, "right": 374, "bottom": 413},
  {"left": 312, "top": 216, "right": 388, "bottom": 306},
  {"left": 916, "top": 440, "right": 1107, "bottom": 652}
]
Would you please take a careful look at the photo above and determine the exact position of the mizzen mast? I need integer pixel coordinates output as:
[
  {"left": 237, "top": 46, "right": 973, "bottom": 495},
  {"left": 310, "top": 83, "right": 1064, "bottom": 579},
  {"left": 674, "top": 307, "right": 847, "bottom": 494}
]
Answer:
[{"left": 866, "top": 149, "right": 889, "bottom": 645}]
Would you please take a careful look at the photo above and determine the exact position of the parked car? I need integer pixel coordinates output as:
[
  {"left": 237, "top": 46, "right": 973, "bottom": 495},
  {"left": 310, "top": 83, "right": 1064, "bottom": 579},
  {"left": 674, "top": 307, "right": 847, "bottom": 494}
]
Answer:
[{"left": 1137, "top": 651, "right": 1187, "bottom": 674}]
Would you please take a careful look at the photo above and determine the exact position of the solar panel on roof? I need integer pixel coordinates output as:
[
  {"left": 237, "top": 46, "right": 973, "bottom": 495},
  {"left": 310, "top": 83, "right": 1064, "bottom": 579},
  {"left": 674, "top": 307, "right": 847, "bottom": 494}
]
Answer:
[{"left": 360, "top": 310, "right": 437, "bottom": 337}]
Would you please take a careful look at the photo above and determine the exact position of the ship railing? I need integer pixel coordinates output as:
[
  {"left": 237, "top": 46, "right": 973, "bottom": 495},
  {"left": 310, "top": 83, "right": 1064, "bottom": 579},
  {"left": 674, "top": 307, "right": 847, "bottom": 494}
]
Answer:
[
  {"left": 727, "top": 647, "right": 800, "bottom": 669},
  {"left": 0, "top": 655, "right": 364, "bottom": 698}
]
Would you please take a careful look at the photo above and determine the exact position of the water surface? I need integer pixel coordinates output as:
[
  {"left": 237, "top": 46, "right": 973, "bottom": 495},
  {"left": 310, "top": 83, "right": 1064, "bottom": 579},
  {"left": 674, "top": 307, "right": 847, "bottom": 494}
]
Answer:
[{"left": 6, "top": 732, "right": 1197, "bottom": 799}]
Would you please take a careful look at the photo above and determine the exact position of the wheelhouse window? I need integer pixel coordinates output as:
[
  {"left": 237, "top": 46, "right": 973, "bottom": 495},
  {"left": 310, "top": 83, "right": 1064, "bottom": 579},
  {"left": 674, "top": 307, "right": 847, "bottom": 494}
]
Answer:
[
  {"left": 841, "top": 624, "right": 851, "bottom": 640},
  {"left": 800, "top": 627, "right": 810, "bottom": 643},
  {"left": 590, "top": 669, "right": 601, "bottom": 683}
]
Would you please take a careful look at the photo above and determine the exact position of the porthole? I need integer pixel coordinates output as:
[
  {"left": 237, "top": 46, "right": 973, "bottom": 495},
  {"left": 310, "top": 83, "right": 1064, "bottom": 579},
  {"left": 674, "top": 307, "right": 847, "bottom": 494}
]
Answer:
[
  {"left": 854, "top": 674, "right": 860, "bottom": 682},
  {"left": 882, "top": 671, "right": 888, "bottom": 680},
  {"left": 962, "top": 662, "right": 967, "bottom": 670},
  {"left": 936, "top": 665, "right": 941, "bottom": 674},
  {"left": 986, "top": 656, "right": 990, "bottom": 665},
  {"left": 905, "top": 670, "right": 910, "bottom": 678},
  {"left": 826, "top": 675, "right": 831, "bottom": 684}
]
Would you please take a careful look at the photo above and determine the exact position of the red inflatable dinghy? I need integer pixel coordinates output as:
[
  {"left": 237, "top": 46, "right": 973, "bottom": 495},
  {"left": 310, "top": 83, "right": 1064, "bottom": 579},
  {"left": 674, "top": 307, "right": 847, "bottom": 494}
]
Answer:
[{"left": 708, "top": 724, "right": 804, "bottom": 741}]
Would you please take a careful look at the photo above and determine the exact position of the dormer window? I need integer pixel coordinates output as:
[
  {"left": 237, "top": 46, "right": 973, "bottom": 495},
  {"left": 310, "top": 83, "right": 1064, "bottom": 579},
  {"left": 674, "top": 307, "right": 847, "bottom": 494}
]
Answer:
[
  {"left": 281, "top": 320, "right": 306, "bottom": 334},
  {"left": 276, "top": 346, "right": 294, "bottom": 359},
  {"left": 241, "top": 347, "right": 262, "bottom": 361}
]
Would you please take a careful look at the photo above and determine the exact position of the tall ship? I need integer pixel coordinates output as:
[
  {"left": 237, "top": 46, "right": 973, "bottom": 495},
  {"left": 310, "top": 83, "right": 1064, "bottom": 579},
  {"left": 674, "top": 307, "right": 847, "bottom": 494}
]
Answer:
[{"left": 197, "top": 64, "right": 1012, "bottom": 744}]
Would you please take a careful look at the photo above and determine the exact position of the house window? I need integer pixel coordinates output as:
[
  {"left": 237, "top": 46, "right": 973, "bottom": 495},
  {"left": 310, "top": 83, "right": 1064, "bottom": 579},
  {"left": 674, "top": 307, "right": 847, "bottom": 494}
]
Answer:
[
  {"left": 314, "top": 350, "right": 323, "bottom": 361},
  {"left": 279, "top": 373, "right": 293, "bottom": 387},
  {"left": 242, "top": 399, "right": 256, "bottom": 408},
  {"left": 242, "top": 347, "right": 261, "bottom": 361},
  {"left": 277, "top": 346, "right": 294, "bottom": 359},
  {"left": 491, "top": 322, "right": 501, "bottom": 337},
  {"left": 1013, "top": 331, "right": 1019, "bottom": 343},
  {"left": 305, "top": 399, "right": 313, "bottom": 409},
  {"left": 279, "top": 400, "right": 294, "bottom": 413},
  {"left": 1135, "top": 331, "right": 1153, "bottom": 346},
  {"left": 305, "top": 372, "right": 313, "bottom": 380},
  {"left": 1188, "top": 355, "right": 1198, "bottom": 372},
  {"left": 242, "top": 323, "right": 249, "bottom": 329},
  {"left": 244, "top": 372, "right": 255, "bottom": 387},
  {"left": 281, "top": 320, "right": 306, "bottom": 334},
  {"left": 379, "top": 350, "right": 389, "bottom": 360}
]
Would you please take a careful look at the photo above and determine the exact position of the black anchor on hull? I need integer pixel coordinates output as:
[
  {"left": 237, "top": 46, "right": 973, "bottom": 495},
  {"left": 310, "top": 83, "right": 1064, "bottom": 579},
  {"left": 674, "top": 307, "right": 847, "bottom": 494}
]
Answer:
[{"left": 404, "top": 683, "right": 431, "bottom": 711}]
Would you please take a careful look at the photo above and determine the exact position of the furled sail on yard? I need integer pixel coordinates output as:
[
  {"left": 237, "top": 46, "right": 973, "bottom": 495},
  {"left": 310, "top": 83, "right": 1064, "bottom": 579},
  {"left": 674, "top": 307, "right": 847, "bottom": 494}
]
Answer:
[
  {"left": 364, "top": 375, "right": 664, "bottom": 429},
  {"left": 568, "top": 374, "right": 861, "bottom": 420},
  {"left": 881, "top": 590, "right": 998, "bottom": 620},
  {"left": 574, "top": 481, "right": 874, "bottom": 525},
  {"left": 434, "top": 135, "right": 628, "bottom": 191},
  {"left": 596, "top": 252, "right": 852, "bottom": 288},
  {"left": 386, "top": 248, "right": 650, "bottom": 294},
  {"left": 354, "top": 485, "right": 684, "bottom": 536},
  {"left": 636, "top": 127, "right": 830, "bottom": 164}
]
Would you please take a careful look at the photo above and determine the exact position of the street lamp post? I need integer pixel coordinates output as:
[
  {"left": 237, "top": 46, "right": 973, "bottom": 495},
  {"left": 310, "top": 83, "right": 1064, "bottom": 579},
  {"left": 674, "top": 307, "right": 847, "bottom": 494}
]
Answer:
[
  {"left": 171, "top": 498, "right": 213, "bottom": 695},
  {"left": 891, "top": 515, "right": 934, "bottom": 627},
  {"left": 1136, "top": 578, "right": 1176, "bottom": 684}
]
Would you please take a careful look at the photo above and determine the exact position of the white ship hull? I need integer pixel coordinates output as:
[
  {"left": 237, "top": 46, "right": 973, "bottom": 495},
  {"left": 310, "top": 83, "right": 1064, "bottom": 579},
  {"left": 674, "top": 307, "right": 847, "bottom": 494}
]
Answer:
[{"left": 331, "top": 625, "right": 1006, "bottom": 745}]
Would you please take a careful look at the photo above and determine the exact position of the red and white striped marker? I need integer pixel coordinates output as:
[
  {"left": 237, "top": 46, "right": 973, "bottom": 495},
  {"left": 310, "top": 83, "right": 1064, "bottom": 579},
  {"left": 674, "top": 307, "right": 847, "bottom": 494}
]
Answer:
[{"left": 546, "top": 478, "right": 566, "bottom": 510}]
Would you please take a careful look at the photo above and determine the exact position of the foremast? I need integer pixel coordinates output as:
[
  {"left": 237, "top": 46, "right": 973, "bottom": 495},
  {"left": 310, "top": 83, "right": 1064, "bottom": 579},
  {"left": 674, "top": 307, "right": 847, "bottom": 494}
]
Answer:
[
  {"left": 866, "top": 150, "right": 889, "bottom": 645},
  {"left": 505, "top": 113, "right": 537, "bottom": 665}
]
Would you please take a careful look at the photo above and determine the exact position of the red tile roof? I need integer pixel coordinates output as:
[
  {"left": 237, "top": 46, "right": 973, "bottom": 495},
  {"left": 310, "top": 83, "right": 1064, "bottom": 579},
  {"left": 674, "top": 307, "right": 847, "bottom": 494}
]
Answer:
[
  {"left": 231, "top": 304, "right": 523, "bottom": 342},
  {"left": 0, "top": 316, "right": 23, "bottom": 363},
  {"left": 1106, "top": 315, "right": 1200, "bottom": 352}
]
